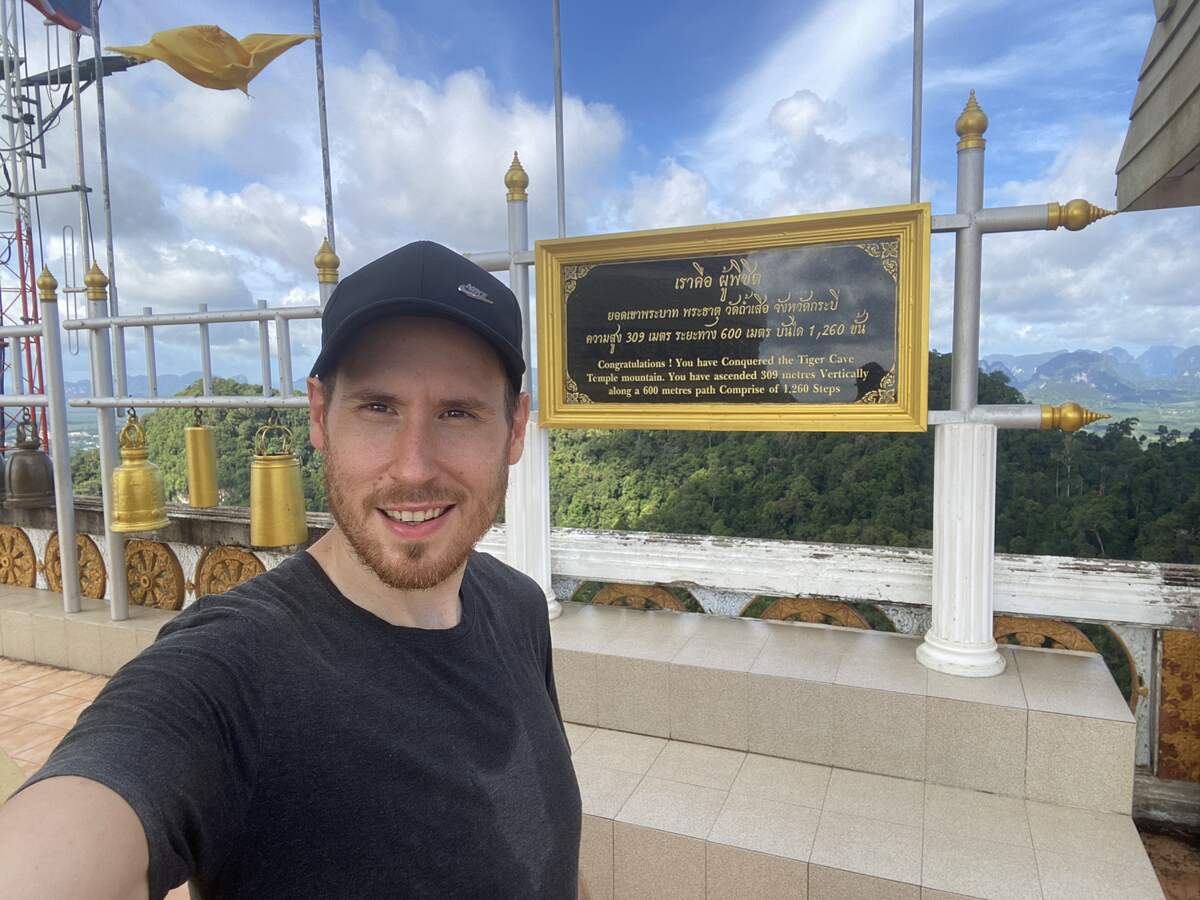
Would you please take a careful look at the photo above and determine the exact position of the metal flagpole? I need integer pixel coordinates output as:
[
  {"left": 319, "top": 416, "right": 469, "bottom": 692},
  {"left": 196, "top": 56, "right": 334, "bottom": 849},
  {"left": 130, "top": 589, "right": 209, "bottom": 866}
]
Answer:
[
  {"left": 313, "top": 0, "right": 335, "bottom": 251},
  {"left": 910, "top": 0, "right": 923, "bottom": 203},
  {"left": 88, "top": 0, "right": 116, "bottom": 315},
  {"left": 552, "top": 0, "right": 565, "bottom": 237}
]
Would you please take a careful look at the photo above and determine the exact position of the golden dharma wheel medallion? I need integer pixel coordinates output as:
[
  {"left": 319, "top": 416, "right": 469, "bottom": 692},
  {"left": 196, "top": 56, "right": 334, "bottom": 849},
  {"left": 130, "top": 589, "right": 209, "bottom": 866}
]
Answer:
[
  {"left": 124, "top": 540, "right": 185, "bottom": 610},
  {"left": 194, "top": 545, "right": 265, "bottom": 597},
  {"left": 993, "top": 616, "right": 1097, "bottom": 652},
  {"left": 0, "top": 525, "right": 37, "bottom": 587},
  {"left": 590, "top": 583, "right": 688, "bottom": 611},
  {"left": 748, "top": 596, "right": 870, "bottom": 629},
  {"left": 45, "top": 531, "right": 107, "bottom": 598}
]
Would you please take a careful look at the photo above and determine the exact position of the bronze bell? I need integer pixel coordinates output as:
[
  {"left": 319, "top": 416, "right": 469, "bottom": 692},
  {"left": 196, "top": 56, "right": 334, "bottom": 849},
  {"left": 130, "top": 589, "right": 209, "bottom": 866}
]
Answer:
[
  {"left": 185, "top": 409, "right": 219, "bottom": 508},
  {"left": 111, "top": 410, "right": 170, "bottom": 532},
  {"left": 5, "top": 411, "right": 54, "bottom": 508},
  {"left": 249, "top": 415, "right": 307, "bottom": 548}
]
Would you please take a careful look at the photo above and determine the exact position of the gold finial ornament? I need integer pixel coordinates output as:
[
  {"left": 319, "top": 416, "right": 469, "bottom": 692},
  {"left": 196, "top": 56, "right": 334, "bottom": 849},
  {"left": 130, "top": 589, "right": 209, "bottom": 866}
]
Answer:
[
  {"left": 955, "top": 90, "right": 988, "bottom": 151},
  {"left": 505, "top": 151, "right": 529, "bottom": 201},
  {"left": 314, "top": 238, "right": 340, "bottom": 285},
  {"left": 84, "top": 262, "right": 110, "bottom": 301},
  {"left": 36, "top": 267, "right": 58, "bottom": 302},
  {"left": 1040, "top": 401, "right": 1110, "bottom": 432},
  {"left": 1047, "top": 199, "right": 1116, "bottom": 231}
]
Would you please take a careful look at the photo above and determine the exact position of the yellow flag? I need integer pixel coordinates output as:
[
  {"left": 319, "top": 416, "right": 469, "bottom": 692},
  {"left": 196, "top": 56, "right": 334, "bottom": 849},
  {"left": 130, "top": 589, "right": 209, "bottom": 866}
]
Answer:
[{"left": 109, "top": 25, "right": 314, "bottom": 93}]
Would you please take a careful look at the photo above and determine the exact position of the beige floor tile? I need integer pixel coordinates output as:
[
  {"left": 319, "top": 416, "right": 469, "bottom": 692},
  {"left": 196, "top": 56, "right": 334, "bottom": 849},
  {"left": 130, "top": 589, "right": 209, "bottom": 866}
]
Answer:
[
  {"left": 668, "top": 664, "right": 747, "bottom": 750},
  {"left": 809, "top": 864, "right": 920, "bottom": 899},
  {"left": 0, "top": 721, "right": 65, "bottom": 756},
  {"left": 835, "top": 657, "right": 927, "bottom": 696},
  {"left": 0, "top": 613, "right": 35, "bottom": 661},
  {"left": 923, "top": 784, "right": 1030, "bottom": 848},
  {"left": 823, "top": 769, "right": 924, "bottom": 827},
  {"left": 830, "top": 686, "right": 925, "bottom": 780},
  {"left": 920, "top": 890, "right": 975, "bottom": 899},
  {"left": 1, "top": 692, "right": 81, "bottom": 724},
  {"left": 0, "top": 662, "right": 54, "bottom": 686},
  {"left": 747, "top": 674, "right": 835, "bottom": 765},
  {"left": 926, "top": 651, "right": 1025, "bottom": 709},
  {"left": 646, "top": 740, "right": 746, "bottom": 791},
  {"left": 552, "top": 604, "right": 627, "bottom": 652},
  {"left": 18, "top": 669, "right": 90, "bottom": 693},
  {"left": 615, "top": 776, "right": 727, "bottom": 839},
  {"left": 1013, "top": 647, "right": 1113, "bottom": 687},
  {"left": 730, "top": 754, "right": 831, "bottom": 809},
  {"left": 564, "top": 722, "right": 596, "bottom": 752},
  {"left": 572, "top": 729, "right": 666, "bottom": 775},
  {"left": 12, "top": 736, "right": 63, "bottom": 766},
  {"left": 705, "top": 842, "right": 808, "bottom": 900},
  {"left": 0, "top": 684, "right": 43, "bottom": 711},
  {"left": 690, "top": 616, "right": 773, "bottom": 646},
  {"left": 1021, "top": 676, "right": 1135, "bottom": 723},
  {"left": 837, "top": 630, "right": 922, "bottom": 664},
  {"left": 707, "top": 793, "right": 821, "bottom": 861},
  {"left": 613, "top": 821, "right": 705, "bottom": 900},
  {"left": 809, "top": 810, "right": 922, "bottom": 885},
  {"left": 921, "top": 829, "right": 1041, "bottom": 899},
  {"left": 14, "top": 758, "right": 39, "bottom": 778},
  {"left": 1037, "top": 848, "right": 1165, "bottom": 900},
  {"left": 596, "top": 655, "right": 670, "bottom": 737},
  {"left": 1025, "top": 800, "right": 1147, "bottom": 862},
  {"left": 554, "top": 648, "right": 599, "bottom": 726},
  {"left": 56, "top": 675, "right": 107, "bottom": 701},
  {"left": 579, "top": 814, "right": 613, "bottom": 900},
  {"left": 671, "top": 636, "right": 762, "bottom": 672},
  {"left": 925, "top": 697, "right": 1026, "bottom": 796},
  {"left": 0, "top": 713, "right": 28, "bottom": 735},
  {"left": 1025, "top": 711, "right": 1135, "bottom": 813},
  {"left": 574, "top": 763, "right": 644, "bottom": 819},
  {"left": 749, "top": 639, "right": 841, "bottom": 682},
  {"left": 33, "top": 698, "right": 89, "bottom": 730}
]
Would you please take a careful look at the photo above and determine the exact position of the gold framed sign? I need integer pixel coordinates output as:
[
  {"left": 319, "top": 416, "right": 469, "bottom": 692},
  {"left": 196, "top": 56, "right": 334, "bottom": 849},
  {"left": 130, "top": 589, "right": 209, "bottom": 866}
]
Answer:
[{"left": 536, "top": 203, "right": 930, "bottom": 432}]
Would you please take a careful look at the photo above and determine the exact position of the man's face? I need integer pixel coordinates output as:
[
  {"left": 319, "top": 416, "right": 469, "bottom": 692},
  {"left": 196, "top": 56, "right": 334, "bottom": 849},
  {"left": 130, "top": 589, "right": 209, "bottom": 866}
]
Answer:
[{"left": 308, "top": 316, "right": 529, "bottom": 591}]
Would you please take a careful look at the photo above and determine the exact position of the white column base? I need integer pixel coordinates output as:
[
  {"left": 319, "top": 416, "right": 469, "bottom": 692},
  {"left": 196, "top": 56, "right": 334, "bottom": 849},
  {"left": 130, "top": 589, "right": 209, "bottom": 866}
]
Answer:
[
  {"left": 505, "top": 412, "right": 560, "bottom": 620},
  {"left": 916, "top": 630, "right": 1006, "bottom": 677}
]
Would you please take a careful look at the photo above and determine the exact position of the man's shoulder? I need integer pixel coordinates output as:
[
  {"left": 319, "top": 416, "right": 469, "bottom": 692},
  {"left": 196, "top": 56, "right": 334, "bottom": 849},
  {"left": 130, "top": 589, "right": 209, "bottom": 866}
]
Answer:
[
  {"left": 161, "top": 552, "right": 314, "bottom": 642},
  {"left": 468, "top": 550, "right": 546, "bottom": 616}
]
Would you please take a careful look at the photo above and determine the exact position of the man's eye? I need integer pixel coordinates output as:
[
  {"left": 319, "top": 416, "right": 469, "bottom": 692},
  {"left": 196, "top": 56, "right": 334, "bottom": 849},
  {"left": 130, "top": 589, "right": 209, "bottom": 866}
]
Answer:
[
  {"left": 362, "top": 403, "right": 392, "bottom": 414},
  {"left": 443, "top": 409, "right": 473, "bottom": 419}
]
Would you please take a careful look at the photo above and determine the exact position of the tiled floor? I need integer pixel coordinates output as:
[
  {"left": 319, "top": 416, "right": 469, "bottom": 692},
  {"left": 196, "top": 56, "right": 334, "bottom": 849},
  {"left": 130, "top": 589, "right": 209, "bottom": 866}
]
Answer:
[
  {"left": 570, "top": 723, "right": 1171, "bottom": 899},
  {"left": 0, "top": 657, "right": 107, "bottom": 778}
]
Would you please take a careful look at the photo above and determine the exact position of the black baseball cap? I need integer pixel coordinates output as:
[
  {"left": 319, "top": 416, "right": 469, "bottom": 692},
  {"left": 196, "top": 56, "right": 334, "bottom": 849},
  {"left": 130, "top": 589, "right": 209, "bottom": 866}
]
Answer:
[{"left": 309, "top": 240, "right": 526, "bottom": 390}]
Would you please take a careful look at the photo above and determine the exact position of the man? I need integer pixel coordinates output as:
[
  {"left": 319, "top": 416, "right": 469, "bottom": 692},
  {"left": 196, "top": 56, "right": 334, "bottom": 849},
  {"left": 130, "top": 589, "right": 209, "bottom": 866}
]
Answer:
[{"left": 0, "top": 241, "right": 582, "bottom": 898}]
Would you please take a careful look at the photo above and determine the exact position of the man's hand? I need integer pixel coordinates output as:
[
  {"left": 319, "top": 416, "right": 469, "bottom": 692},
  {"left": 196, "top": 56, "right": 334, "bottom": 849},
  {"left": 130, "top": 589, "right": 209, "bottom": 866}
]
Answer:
[{"left": 0, "top": 776, "right": 150, "bottom": 900}]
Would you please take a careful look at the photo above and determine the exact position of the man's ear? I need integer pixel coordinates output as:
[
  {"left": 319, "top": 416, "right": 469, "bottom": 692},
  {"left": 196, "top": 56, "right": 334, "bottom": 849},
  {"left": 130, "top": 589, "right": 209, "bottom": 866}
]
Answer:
[
  {"left": 307, "top": 376, "right": 328, "bottom": 452},
  {"left": 507, "top": 392, "right": 532, "bottom": 465}
]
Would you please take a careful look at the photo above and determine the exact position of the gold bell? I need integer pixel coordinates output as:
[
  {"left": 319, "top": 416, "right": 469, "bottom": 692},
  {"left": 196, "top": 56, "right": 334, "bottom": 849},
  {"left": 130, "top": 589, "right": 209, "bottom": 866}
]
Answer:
[
  {"left": 112, "top": 409, "right": 170, "bottom": 532},
  {"left": 249, "top": 414, "right": 307, "bottom": 548},
  {"left": 5, "top": 410, "right": 54, "bottom": 508},
  {"left": 185, "top": 409, "right": 219, "bottom": 508}
]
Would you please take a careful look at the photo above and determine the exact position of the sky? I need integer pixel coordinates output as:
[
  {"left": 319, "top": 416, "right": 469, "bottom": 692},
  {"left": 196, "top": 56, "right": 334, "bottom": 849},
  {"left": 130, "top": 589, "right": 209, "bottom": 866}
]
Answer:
[{"left": 6, "top": 0, "right": 1197, "bottom": 384}]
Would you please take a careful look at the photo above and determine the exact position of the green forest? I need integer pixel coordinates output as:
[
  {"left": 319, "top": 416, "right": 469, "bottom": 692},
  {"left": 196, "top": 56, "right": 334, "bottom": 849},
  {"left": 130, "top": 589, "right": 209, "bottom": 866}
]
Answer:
[{"left": 70, "top": 354, "right": 1199, "bottom": 564}]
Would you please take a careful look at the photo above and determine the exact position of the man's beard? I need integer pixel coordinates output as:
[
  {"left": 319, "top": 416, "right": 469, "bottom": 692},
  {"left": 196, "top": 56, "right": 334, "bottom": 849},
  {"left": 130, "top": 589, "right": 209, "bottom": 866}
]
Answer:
[{"left": 323, "top": 447, "right": 509, "bottom": 591}]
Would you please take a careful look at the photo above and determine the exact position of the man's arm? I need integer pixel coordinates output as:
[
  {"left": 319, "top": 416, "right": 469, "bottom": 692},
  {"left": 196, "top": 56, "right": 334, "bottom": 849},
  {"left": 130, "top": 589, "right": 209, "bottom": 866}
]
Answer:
[{"left": 0, "top": 775, "right": 149, "bottom": 900}]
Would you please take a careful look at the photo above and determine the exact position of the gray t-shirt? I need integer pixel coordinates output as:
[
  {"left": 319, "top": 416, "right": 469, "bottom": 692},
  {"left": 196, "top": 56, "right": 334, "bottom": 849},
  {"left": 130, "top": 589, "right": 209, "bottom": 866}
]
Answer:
[{"left": 25, "top": 550, "right": 581, "bottom": 898}]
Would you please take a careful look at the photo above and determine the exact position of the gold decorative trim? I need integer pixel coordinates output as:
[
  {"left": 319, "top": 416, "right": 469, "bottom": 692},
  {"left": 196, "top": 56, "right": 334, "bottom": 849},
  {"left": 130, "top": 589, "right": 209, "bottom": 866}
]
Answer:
[
  {"left": 561, "top": 264, "right": 594, "bottom": 303},
  {"left": 564, "top": 375, "right": 592, "bottom": 404},
  {"left": 993, "top": 616, "right": 1097, "bottom": 652},
  {"left": 0, "top": 526, "right": 37, "bottom": 588},
  {"left": 1158, "top": 630, "right": 1200, "bottom": 783},
  {"left": 45, "top": 531, "right": 107, "bottom": 599},
  {"left": 855, "top": 239, "right": 899, "bottom": 282},
  {"left": 857, "top": 366, "right": 897, "bottom": 404},
  {"left": 749, "top": 596, "right": 870, "bottom": 628},
  {"left": 124, "top": 540, "right": 186, "bottom": 610},
  {"left": 194, "top": 545, "right": 265, "bottom": 596}
]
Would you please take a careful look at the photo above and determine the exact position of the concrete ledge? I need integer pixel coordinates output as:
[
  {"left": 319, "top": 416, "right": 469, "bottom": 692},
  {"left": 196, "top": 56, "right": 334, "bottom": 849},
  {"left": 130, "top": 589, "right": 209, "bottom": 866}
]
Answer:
[{"left": 551, "top": 601, "right": 1137, "bottom": 814}]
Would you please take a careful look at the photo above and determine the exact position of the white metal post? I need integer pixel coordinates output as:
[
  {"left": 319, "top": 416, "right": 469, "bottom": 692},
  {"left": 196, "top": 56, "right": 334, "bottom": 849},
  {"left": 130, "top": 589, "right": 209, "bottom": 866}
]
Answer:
[
  {"left": 503, "top": 155, "right": 560, "bottom": 618},
  {"left": 917, "top": 93, "right": 1005, "bottom": 676},
  {"left": 38, "top": 273, "right": 80, "bottom": 613},
  {"left": 84, "top": 266, "right": 128, "bottom": 620}
]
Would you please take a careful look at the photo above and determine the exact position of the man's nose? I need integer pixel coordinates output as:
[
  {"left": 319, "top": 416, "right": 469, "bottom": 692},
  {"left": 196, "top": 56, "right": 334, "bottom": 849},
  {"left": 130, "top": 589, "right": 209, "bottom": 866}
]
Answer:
[{"left": 389, "top": 418, "right": 439, "bottom": 483}]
